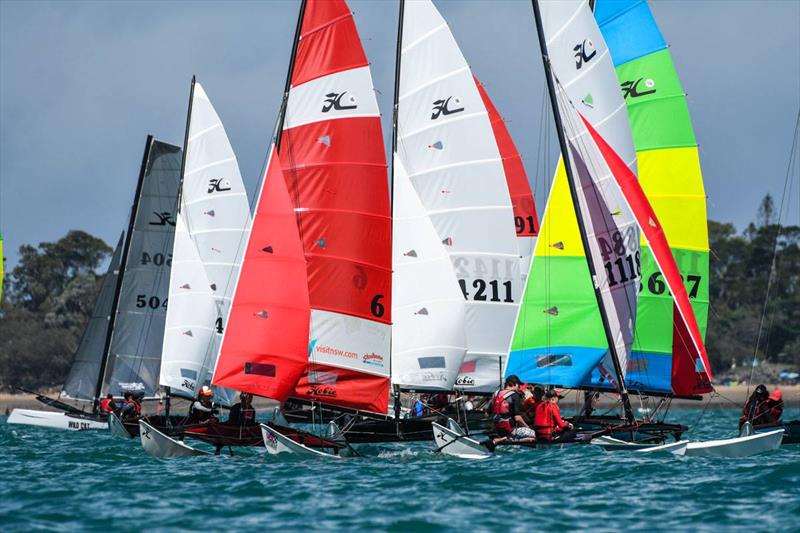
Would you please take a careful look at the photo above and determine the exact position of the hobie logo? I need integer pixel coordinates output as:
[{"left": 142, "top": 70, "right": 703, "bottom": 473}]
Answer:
[
  {"left": 309, "top": 384, "right": 337, "bottom": 398},
  {"left": 573, "top": 39, "right": 596, "bottom": 69},
  {"left": 431, "top": 97, "right": 464, "bottom": 120},
  {"left": 455, "top": 376, "right": 475, "bottom": 386},
  {"left": 621, "top": 78, "right": 656, "bottom": 99},
  {"left": 322, "top": 92, "right": 357, "bottom": 112},
  {"left": 149, "top": 212, "right": 175, "bottom": 226},
  {"left": 208, "top": 178, "right": 231, "bottom": 193}
]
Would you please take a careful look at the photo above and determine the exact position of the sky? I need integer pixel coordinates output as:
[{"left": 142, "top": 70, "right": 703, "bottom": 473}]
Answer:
[{"left": 1, "top": 0, "right": 798, "bottom": 269}]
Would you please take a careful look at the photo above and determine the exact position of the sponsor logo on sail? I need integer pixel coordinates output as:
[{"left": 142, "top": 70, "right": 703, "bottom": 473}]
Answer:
[
  {"left": 118, "top": 381, "right": 145, "bottom": 391},
  {"left": 208, "top": 178, "right": 232, "bottom": 193},
  {"left": 264, "top": 431, "right": 278, "bottom": 449},
  {"left": 621, "top": 78, "right": 656, "bottom": 99},
  {"left": 455, "top": 375, "right": 475, "bottom": 386},
  {"left": 431, "top": 96, "right": 464, "bottom": 120},
  {"left": 573, "top": 39, "right": 596, "bottom": 69},
  {"left": 316, "top": 345, "right": 358, "bottom": 360},
  {"left": 149, "top": 212, "right": 176, "bottom": 226},
  {"left": 421, "top": 371, "right": 448, "bottom": 383},
  {"left": 309, "top": 384, "right": 337, "bottom": 398},
  {"left": 322, "top": 91, "right": 358, "bottom": 112},
  {"left": 362, "top": 352, "right": 384, "bottom": 367}
]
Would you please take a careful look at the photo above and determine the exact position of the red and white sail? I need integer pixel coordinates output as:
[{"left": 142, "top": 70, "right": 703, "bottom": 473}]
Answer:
[
  {"left": 212, "top": 147, "right": 310, "bottom": 401},
  {"left": 397, "top": 0, "right": 521, "bottom": 393},
  {"left": 475, "top": 76, "right": 539, "bottom": 279},
  {"left": 279, "top": 0, "right": 392, "bottom": 414}
]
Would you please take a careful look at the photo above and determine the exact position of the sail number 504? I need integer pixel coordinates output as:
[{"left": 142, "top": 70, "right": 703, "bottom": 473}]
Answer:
[{"left": 136, "top": 295, "right": 167, "bottom": 309}]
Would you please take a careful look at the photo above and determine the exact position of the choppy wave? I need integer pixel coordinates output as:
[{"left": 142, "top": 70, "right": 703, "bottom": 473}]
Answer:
[{"left": 1, "top": 408, "right": 798, "bottom": 532}]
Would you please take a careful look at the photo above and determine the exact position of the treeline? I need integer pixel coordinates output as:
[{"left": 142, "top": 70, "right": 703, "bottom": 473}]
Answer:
[{"left": 0, "top": 197, "right": 798, "bottom": 391}]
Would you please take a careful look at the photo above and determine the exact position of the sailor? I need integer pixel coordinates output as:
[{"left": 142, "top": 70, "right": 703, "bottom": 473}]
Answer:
[
  {"left": 119, "top": 391, "right": 142, "bottom": 421},
  {"left": 99, "top": 393, "right": 117, "bottom": 414},
  {"left": 491, "top": 375, "right": 536, "bottom": 443},
  {"left": 411, "top": 395, "right": 426, "bottom": 417},
  {"left": 187, "top": 386, "right": 219, "bottom": 425},
  {"left": 226, "top": 392, "right": 256, "bottom": 426},
  {"left": 763, "top": 389, "right": 784, "bottom": 425},
  {"left": 534, "top": 389, "right": 575, "bottom": 442},
  {"left": 522, "top": 385, "right": 544, "bottom": 425},
  {"left": 740, "top": 384, "right": 770, "bottom": 428}
]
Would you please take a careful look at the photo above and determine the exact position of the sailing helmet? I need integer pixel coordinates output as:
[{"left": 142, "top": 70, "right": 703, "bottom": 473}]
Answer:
[{"left": 199, "top": 385, "right": 213, "bottom": 397}]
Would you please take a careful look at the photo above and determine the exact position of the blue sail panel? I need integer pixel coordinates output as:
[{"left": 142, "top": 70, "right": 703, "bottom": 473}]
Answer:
[{"left": 595, "top": 0, "right": 667, "bottom": 66}]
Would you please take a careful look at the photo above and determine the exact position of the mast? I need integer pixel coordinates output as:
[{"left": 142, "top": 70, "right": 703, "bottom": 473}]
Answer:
[
  {"left": 530, "top": 0, "right": 634, "bottom": 422},
  {"left": 93, "top": 135, "right": 153, "bottom": 412},
  {"left": 176, "top": 76, "right": 196, "bottom": 213},
  {"left": 275, "top": 0, "right": 307, "bottom": 151}
]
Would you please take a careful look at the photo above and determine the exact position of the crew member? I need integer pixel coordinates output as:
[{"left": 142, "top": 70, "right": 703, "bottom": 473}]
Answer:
[
  {"left": 227, "top": 392, "right": 256, "bottom": 426},
  {"left": 534, "top": 389, "right": 575, "bottom": 442},
  {"left": 490, "top": 375, "right": 536, "bottom": 444},
  {"left": 187, "top": 386, "right": 218, "bottom": 425},
  {"left": 119, "top": 391, "right": 142, "bottom": 421},
  {"left": 100, "top": 393, "right": 117, "bottom": 415},
  {"left": 740, "top": 384, "right": 769, "bottom": 429},
  {"left": 763, "top": 389, "right": 784, "bottom": 425},
  {"left": 523, "top": 385, "right": 544, "bottom": 425}
]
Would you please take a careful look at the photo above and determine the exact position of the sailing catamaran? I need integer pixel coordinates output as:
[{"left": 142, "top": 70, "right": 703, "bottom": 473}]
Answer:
[{"left": 8, "top": 136, "right": 181, "bottom": 431}]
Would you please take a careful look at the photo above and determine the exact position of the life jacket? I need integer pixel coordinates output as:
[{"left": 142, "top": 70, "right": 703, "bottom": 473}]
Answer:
[
  {"left": 130, "top": 400, "right": 141, "bottom": 415},
  {"left": 189, "top": 400, "right": 214, "bottom": 423},
  {"left": 492, "top": 389, "right": 517, "bottom": 434},
  {"left": 534, "top": 402, "right": 566, "bottom": 441},
  {"left": 100, "top": 398, "right": 114, "bottom": 413}
]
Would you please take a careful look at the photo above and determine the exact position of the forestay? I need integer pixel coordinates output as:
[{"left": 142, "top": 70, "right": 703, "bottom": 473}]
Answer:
[
  {"left": 212, "top": 147, "right": 310, "bottom": 402},
  {"left": 398, "top": 0, "right": 520, "bottom": 393},
  {"left": 280, "top": 0, "right": 392, "bottom": 414},
  {"left": 507, "top": 0, "right": 639, "bottom": 388},
  {"left": 102, "top": 139, "right": 181, "bottom": 397},
  {"left": 160, "top": 81, "right": 251, "bottom": 402},
  {"left": 61, "top": 233, "right": 124, "bottom": 401},
  {"left": 391, "top": 154, "right": 467, "bottom": 391},
  {"left": 595, "top": 0, "right": 712, "bottom": 395}
]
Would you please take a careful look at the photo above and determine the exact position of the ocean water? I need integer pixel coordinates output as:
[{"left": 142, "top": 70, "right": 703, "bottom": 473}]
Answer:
[{"left": 1, "top": 408, "right": 798, "bottom": 532}]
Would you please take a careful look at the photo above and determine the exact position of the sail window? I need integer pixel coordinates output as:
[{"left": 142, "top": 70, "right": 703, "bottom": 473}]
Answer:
[
  {"left": 244, "top": 362, "right": 276, "bottom": 378},
  {"left": 418, "top": 356, "right": 446, "bottom": 369}
]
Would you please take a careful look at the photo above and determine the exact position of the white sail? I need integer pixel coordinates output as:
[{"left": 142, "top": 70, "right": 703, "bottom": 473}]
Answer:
[
  {"left": 540, "top": 0, "right": 640, "bottom": 377},
  {"left": 159, "top": 81, "right": 251, "bottom": 400},
  {"left": 398, "top": 0, "right": 520, "bottom": 392},
  {"left": 391, "top": 154, "right": 467, "bottom": 390}
]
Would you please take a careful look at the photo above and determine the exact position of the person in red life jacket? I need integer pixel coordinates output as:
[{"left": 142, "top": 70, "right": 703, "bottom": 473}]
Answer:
[
  {"left": 119, "top": 391, "right": 142, "bottom": 421},
  {"left": 739, "top": 384, "right": 769, "bottom": 429},
  {"left": 522, "top": 385, "right": 545, "bottom": 426},
  {"left": 187, "top": 386, "right": 219, "bottom": 425},
  {"left": 760, "top": 389, "right": 784, "bottom": 426},
  {"left": 487, "top": 375, "right": 536, "bottom": 449},
  {"left": 226, "top": 392, "right": 257, "bottom": 426},
  {"left": 99, "top": 393, "right": 118, "bottom": 415},
  {"left": 534, "top": 389, "right": 576, "bottom": 443}
]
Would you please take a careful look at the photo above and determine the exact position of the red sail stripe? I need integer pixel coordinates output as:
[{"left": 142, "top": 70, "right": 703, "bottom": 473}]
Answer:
[
  {"left": 292, "top": 0, "right": 369, "bottom": 87},
  {"left": 212, "top": 147, "right": 310, "bottom": 402},
  {"left": 281, "top": 0, "right": 391, "bottom": 414},
  {"left": 474, "top": 76, "right": 539, "bottom": 237},
  {"left": 579, "top": 113, "right": 713, "bottom": 395}
]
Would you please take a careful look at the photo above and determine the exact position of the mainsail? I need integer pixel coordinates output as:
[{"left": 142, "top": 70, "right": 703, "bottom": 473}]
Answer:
[
  {"left": 212, "top": 147, "right": 310, "bottom": 401},
  {"left": 508, "top": 0, "right": 640, "bottom": 395},
  {"left": 595, "top": 0, "right": 712, "bottom": 395},
  {"left": 397, "top": 0, "right": 520, "bottom": 393},
  {"left": 391, "top": 154, "right": 467, "bottom": 391},
  {"left": 474, "top": 77, "right": 540, "bottom": 278},
  {"left": 61, "top": 233, "right": 124, "bottom": 401},
  {"left": 160, "top": 79, "right": 251, "bottom": 401},
  {"left": 279, "top": 0, "right": 392, "bottom": 414},
  {"left": 101, "top": 138, "right": 181, "bottom": 397}
]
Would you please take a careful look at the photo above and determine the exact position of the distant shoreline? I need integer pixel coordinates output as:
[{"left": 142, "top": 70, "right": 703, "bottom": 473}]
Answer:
[{"left": 3, "top": 384, "right": 797, "bottom": 415}]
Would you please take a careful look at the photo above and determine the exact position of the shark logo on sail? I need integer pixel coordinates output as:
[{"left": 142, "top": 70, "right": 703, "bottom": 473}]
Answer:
[
  {"left": 322, "top": 92, "right": 358, "bottom": 112},
  {"left": 621, "top": 78, "right": 656, "bottom": 99},
  {"left": 573, "top": 39, "right": 596, "bottom": 69},
  {"left": 149, "top": 212, "right": 176, "bottom": 226},
  {"left": 431, "top": 97, "right": 464, "bottom": 120},
  {"left": 208, "top": 178, "right": 232, "bottom": 193}
]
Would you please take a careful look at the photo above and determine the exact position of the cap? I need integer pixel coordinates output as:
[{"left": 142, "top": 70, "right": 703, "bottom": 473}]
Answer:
[
  {"left": 769, "top": 389, "right": 783, "bottom": 401},
  {"left": 199, "top": 385, "right": 213, "bottom": 397}
]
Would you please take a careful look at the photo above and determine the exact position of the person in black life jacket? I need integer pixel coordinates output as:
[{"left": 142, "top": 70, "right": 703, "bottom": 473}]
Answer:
[
  {"left": 119, "top": 391, "right": 142, "bottom": 421},
  {"left": 739, "top": 384, "right": 770, "bottom": 429},
  {"left": 486, "top": 375, "right": 536, "bottom": 449},
  {"left": 100, "top": 393, "right": 118, "bottom": 415},
  {"left": 187, "top": 386, "right": 219, "bottom": 425},
  {"left": 226, "top": 392, "right": 256, "bottom": 426}
]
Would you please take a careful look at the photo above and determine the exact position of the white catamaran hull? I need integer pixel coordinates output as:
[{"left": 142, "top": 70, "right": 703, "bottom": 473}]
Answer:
[
  {"left": 683, "top": 429, "right": 784, "bottom": 458},
  {"left": 7, "top": 409, "right": 108, "bottom": 431},
  {"left": 109, "top": 412, "right": 132, "bottom": 439},
  {"left": 260, "top": 424, "right": 341, "bottom": 459},
  {"left": 139, "top": 420, "right": 209, "bottom": 458},
  {"left": 432, "top": 420, "right": 491, "bottom": 459}
]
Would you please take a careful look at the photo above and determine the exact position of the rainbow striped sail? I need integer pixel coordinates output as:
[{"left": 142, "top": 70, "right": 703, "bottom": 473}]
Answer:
[{"left": 595, "top": 0, "right": 712, "bottom": 395}]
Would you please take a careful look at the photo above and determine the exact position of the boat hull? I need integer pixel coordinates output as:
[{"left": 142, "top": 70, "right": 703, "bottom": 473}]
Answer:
[
  {"left": 260, "top": 424, "right": 342, "bottom": 459},
  {"left": 755, "top": 420, "right": 800, "bottom": 445},
  {"left": 7, "top": 409, "right": 107, "bottom": 431},
  {"left": 432, "top": 421, "right": 491, "bottom": 459},
  {"left": 139, "top": 420, "right": 210, "bottom": 458},
  {"left": 344, "top": 412, "right": 493, "bottom": 443},
  {"left": 684, "top": 429, "right": 785, "bottom": 458}
]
